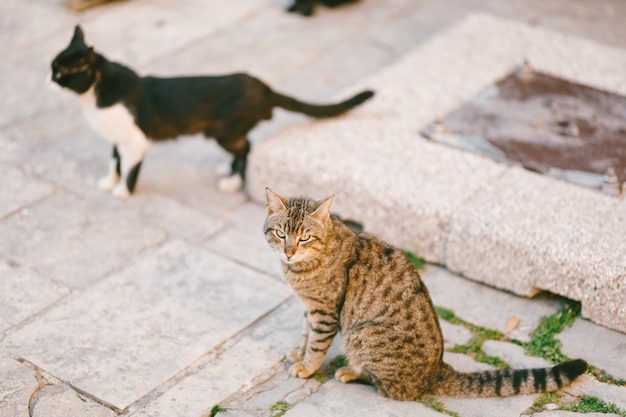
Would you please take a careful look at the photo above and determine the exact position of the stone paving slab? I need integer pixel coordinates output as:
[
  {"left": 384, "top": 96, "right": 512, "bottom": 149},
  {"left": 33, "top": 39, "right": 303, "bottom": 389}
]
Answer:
[
  {"left": 0, "top": 191, "right": 167, "bottom": 288},
  {"left": 0, "top": 163, "right": 54, "bottom": 221},
  {"left": 282, "top": 380, "right": 444, "bottom": 417},
  {"left": 558, "top": 319, "right": 626, "bottom": 381},
  {"left": 562, "top": 374, "right": 626, "bottom": 411},
  {"left": 0, "top": 259, "right": 70, "bottom": 335},
  {"left": 482, "top": 340, "right": 551, "bottom": 369},
  {"left": 204, "top": 226, "right": 283, "bottom": 280},
  {"left": 31, "top": 386, "right": 117, "bottom": 417},
  {"left": 0, "top": 240, "right": 292, "bottom": 410},
  {"left": 0, "top": 355, "right": 39, "bottom": 417},
  {"left": 129, "top": 297, "right": 301, "bottom": 417},
  {"left": 421, "top": 265, "right": 564, "bottom": 342}
]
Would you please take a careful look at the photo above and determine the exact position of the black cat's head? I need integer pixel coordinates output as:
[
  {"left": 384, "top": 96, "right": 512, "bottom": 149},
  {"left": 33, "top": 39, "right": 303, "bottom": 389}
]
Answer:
[{"left": 51, "top": 26, "right": 97, "bottom": 94}]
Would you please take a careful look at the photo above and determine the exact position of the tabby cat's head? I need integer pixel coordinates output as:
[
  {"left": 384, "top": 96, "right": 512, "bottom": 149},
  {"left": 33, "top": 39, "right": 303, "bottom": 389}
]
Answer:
[
  {"left": 264, "top": 188, "right": 333, "bottom": 265},
  {"left": 50, "top": 25, "right": 97, "bottom": 94}
]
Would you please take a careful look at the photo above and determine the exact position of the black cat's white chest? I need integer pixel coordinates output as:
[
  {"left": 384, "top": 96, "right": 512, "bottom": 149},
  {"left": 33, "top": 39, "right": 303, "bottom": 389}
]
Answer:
[{"left": 80, "top": 87, "right": 148, "bottom": 146}]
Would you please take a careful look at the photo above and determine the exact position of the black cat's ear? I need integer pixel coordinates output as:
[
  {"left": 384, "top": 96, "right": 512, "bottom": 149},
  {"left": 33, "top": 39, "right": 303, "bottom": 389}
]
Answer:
[
  {"left": 71, "top": 25, "right": 86, "bottom": 45},
  {"left": 311, "top": 195, "right": 334, "bottom": 221},
  {"left": 266, "top": 188, "right": 288, "bottom": 214}
]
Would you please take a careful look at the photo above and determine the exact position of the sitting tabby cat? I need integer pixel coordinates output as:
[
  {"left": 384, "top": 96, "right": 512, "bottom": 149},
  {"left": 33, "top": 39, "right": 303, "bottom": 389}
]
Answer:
[
  {"left": 50, "top": 26, "right": 374, "bottom": 198},
  {"left": 287, "top": 0, "right": 360, "bottom": 16},
  {"left": 263, "top": 188, "right": 588, "bottom": 400}
]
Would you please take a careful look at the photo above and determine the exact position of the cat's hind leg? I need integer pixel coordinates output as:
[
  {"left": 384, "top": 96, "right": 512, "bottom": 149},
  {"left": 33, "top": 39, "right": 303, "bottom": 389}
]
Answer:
[
  {"left": 287, "top": 0, "right": 314, "bottom": 16},
  {"left": 98, "top": 145, "right": 121, "bottom": 191}
]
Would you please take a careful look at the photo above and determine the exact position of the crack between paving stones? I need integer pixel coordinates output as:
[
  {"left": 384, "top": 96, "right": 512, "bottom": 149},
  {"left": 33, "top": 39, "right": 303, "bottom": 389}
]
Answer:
[{"left": 122, "top": 295, "right": 296, "bottom": 415}]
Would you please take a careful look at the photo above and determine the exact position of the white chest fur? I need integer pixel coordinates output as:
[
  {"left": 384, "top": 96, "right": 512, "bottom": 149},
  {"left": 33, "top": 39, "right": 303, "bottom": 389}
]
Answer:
[{"left": 80, "top": 87, "right": 149, "bottom": 147}]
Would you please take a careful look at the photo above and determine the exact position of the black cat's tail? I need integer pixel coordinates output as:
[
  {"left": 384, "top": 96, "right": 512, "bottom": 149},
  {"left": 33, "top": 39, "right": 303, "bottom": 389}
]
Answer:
[
  {"left": 435, "top": 359, "right": 587, "bottom": 397},
  {"left": 272, "top": 90, "right": 374, "bottom": 118}
]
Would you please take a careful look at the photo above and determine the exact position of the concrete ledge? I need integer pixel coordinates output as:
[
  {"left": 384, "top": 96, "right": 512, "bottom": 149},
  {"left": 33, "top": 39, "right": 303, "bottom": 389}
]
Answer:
[{"left": 248, "top": 13, "right": 626, "bottom": 333}]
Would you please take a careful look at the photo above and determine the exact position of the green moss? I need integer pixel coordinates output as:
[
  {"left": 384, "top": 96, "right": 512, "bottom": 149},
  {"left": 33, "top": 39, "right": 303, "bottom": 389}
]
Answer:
[
  {"left": 269, "top": 400, "right": 293, "bottom": 417},
  {"left": 436, "top": 306, "right": 509, "bottom": 369},
  {"left": 587, "top": 365, "right": 626, "bottom": 387},
  {"left": 416, "top": 396, "right": 460, "bottom": 417},
  {"left": 517, "top": 303, "right": 580, "bottom": 364},
  {"left": 404, "top": 251, "right": 425, "bottom": 271},
  {"left": 209, "top": 405, "right": 226, "bottom": 416},
  {"left": 313, "top": 354, "right": 349, "bottom": 383},
  {"left": 561, "top": 395, "right": 626, "bottom": 416}
]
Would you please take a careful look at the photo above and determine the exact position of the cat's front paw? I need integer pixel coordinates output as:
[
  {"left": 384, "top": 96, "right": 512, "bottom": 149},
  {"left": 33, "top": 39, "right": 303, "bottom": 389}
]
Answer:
[
  {"left": 98, "top": 174, "right": 120, "bottom": 191},
  {"left": 286, "top": 347, "right": 305, "bottom": 363},
  {"left": 111, "top": 183, "right": 131, "bottom": 199},
  {"left": 218, "top": 174, "right": 243, "bottom": 194},
  {"left": 335, "top": 366, "right": 359, "bottom": 383},
  {"left": 289, "top": 362, "right": 316, "bottom": 379}
]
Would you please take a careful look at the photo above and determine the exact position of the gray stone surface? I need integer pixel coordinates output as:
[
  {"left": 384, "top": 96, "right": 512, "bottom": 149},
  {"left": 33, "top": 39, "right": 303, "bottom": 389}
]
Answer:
[
  {"left": 204, "top": 226, "right": 283, "bottom": 280},
  {"left": 130, "top": 297, "right": 303, "bottom": 417},
  {"left": 0, "top": 191, "right": 167, "bottom": 288},
  {"left": 422, "top": 265, "right": 564, "bottom": 342},
  {"left": 562, "top": 374, "right": 626, "bottom": 411},
  {"left": 31, "top": 387, "right": 117, "bottom": 417},
  {"left": 530, "top": 412, "right": 621, "bottom": 417},
  {"left": 0, "top": 259, "right": 70, "bottom": 334},
  {"left": 0, "top": 163, "right": 54, "bottom": 220},
  {"left": 481, "top": 340, "right": 551, "bottom": 369},
  {"left": 559, "top": 319, "right": 626, "bottom": 381},
  {"left": 0, "top": 240, "right": 292, "bottom": 410},
  {"left": 0, "top": 355, "right": 39, "bottom": 417},
  {"left": 446, "top": 167, "right": 626, "bottom": 331},
  {"left": 282, "top": 380, "right": 443, "bottom": 417},
  {"left": 441, "top": 393, "right": 540, "bottom": 417},
  {"left": 440, "top": 320, "right": 474, "bottom": 350}
]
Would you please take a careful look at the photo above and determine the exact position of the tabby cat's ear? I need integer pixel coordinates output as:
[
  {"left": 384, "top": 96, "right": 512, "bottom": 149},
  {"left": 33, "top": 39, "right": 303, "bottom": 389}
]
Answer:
[
  {"left": 265, "top": 187, "right": 287, "bottom": 214},
  {"left": 71, "top": 25, "right": 86, "bottom": 45},
  {"left": 311, "top": 195, "right": 334, "bottom": 222}
]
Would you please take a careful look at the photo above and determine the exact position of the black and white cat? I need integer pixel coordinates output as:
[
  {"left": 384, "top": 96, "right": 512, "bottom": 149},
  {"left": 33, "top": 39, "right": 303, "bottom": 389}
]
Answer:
[
  {"left": 50, "top": 26, "right": 374, "bottom": 198},
  {"left": 287, "top": 0, "right": 360, "bottom": 16}
]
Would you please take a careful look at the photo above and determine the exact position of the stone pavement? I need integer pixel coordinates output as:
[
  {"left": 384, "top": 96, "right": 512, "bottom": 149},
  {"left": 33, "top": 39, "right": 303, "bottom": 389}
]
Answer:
[{"left": 1, "top": 1, "right": 626, "bottom": 417}]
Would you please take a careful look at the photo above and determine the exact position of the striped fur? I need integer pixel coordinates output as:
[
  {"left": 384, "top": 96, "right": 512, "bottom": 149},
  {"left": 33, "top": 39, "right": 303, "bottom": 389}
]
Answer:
[{"left": 264, "top": 189, "right": 588, "bottom": 400}]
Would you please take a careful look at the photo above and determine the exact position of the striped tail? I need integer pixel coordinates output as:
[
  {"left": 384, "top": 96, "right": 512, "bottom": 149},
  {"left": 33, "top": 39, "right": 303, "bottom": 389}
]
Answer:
[
  {"left": 272, "top": 90, "right": 374, "bottom": 118},
  {"left": 436, "top": 359, "right": 588, "bottom": 397}
]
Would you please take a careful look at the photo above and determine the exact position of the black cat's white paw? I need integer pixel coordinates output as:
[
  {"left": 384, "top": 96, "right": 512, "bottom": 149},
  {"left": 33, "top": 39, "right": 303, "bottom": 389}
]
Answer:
[
  {"left": 98, "top": 174, "right": 120, "bottom": 192},
  {"left": 111, "top": 183, "right": 131, "bottom": 199},
  {"left": 218, "top": 174, "right": 243, "bottom": 194}
]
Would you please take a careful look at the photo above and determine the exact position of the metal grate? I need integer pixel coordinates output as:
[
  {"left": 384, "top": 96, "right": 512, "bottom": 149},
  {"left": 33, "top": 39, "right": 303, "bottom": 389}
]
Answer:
[{"left": 422, "top": 63, "right": 626, "bottom": 196}]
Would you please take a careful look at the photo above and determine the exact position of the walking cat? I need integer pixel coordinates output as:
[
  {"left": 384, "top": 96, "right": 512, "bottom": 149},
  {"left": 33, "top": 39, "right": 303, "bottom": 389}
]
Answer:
[
  {"left": 263, "top": 188, "right": 587, "bottom": 400},
  {"left": 50, "top": 26, "right": 374, "bottom": 198},
  {"left": 287, "top": 0, "right": 360, "bottom": 16}
]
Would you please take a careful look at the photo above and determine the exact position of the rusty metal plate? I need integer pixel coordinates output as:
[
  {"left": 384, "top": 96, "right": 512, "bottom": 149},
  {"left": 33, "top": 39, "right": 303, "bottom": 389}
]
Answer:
[{"left": 422, "top": 64, "right": 626, "bottom": 196}]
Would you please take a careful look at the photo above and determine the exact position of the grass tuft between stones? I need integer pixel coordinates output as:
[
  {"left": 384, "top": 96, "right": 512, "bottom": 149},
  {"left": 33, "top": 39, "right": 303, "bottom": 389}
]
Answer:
[
  {"left": 209, "top": 404, "right": 227, "bottom": 416},
  {"left": 514, "top": 302, "right": 580, "bottom": 364},
  {"left": 404, "top": 251, "right": 425, "bottom": 271},
  {"left": 269, "top": 400, "right": 293, "bottom": 417},
  {"left": 435, "top": 306, "right": 509, "bottom": 369},
  {"left": 313, "top": 354, "right": 349, "bottom": 383},
  {"left": 417, "top": 396, "right": 460, "bottom": 417},
  {"left": 524, "top": 392, "right": 626, "bottom": 416}
]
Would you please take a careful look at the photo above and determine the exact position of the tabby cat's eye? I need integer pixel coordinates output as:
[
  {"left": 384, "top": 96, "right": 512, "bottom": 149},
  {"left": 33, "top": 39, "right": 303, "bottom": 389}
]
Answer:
[
  {"left": 299, "top": 235, "right": 311, "bottom": 242},
  {"left": 275, "top": 229, "right": 286, "bottom": 239}
]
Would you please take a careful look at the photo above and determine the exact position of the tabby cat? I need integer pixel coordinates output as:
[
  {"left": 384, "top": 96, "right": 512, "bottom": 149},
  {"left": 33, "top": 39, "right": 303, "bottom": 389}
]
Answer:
[
  {"left": 50, "top": 26, "right": 374, "bottom": 198},
  {"left": 263, "top": 188, "right": 587, "bottom": 400},
  {"left": 287, "top": 0, "right": 360, "bottom": 16}
]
